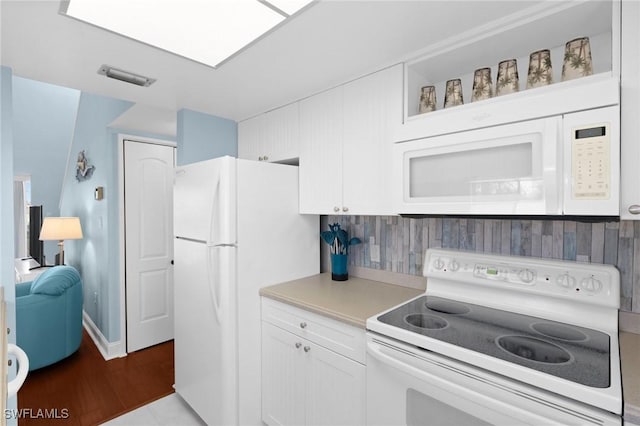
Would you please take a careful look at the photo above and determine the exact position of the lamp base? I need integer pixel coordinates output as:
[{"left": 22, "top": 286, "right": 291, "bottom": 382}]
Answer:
[{"left": 56, "top": 240, "right": 65, "bottom": 265}]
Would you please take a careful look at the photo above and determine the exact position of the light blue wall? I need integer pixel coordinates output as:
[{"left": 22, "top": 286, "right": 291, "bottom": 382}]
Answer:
[
  {"left": 12, "top": 77, "right": 80, "bottom": 262},
  {"left": 59, "top": 92, "right": 133, "bottom": 342},
  {"left": 1, "top": 66, "right": 18, "bottom": 424},
  {"left": 177, "top": 108, "right": 237, "bottom": 165}
]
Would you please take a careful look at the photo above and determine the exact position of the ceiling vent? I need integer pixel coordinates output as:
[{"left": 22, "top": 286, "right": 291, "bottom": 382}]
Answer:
[{"left": 98, "top": 65, "right": 156, "bottom": 87}]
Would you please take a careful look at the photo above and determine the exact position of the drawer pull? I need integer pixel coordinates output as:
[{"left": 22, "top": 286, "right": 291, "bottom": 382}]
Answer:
[
  {"left": 300, "top": 322, "right": 307, "bottom": 329},
  {"left": 295, "top": 342, "right": 302, "bottom": 349},
  {"left": 304, "top": 346, "right": 311, "bottom": 353}
]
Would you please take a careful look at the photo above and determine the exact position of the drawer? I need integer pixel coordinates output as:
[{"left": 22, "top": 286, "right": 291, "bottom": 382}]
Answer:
[{"left": 261, "top": 297, "right": 366, "bottom": 364}]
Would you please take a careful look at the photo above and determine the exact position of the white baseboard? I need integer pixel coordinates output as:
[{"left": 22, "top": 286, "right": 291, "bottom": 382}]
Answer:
[{"left": 82, "top": 310, "right": 127, "bottom": 360}]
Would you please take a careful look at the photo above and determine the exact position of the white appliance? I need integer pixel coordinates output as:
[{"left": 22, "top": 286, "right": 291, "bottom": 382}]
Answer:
[
  {"left": 393, "top": 106, "right": 619, "bottom": 216},
  {"left": 367, "top": 249, "right": 622, "bottom": 425},
  {"left": 173, "top": 156, "right": 319, "bottom": 425}
]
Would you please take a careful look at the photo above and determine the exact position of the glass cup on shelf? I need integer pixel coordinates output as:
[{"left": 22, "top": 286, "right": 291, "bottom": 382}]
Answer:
[
  {"left": 444, "top": 79, "right": 463, "bottom": 108},
  {"left": 471, "top": 67, "right": 493, "bottom": 102},
  {"left": 496, "top": 59, "right": 519, "bottom": 96},
  {"left": 527, "top": 49, "right": 553, "bottom": 89},
  {"left": 418, "top": 85, "right": 437, "bottom": 114},
  {"left": 562, "top": 37, "right": 592, "bottom": 81}
]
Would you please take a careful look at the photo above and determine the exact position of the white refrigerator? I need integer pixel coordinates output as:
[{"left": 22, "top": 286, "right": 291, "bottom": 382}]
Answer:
[{"left": 173, "top": 156, "right": 319, "bottom": 425}]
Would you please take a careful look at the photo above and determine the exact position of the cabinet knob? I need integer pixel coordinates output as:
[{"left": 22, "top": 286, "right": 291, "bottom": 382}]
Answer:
[
  {"left": 263, "top": 155, "right": 269, "bottom": 161},
  {"left": 258, "top": 156, "right": 264, "bottom": 161},
  {"left": 300, "top": 322, "right": 307, "bottom": 329},
  {"left": 295, "top": 342, "right": 302, "bottom": 349},
  {"left": 629, "top": 205, "right": 640, "bottom": 215},
  {"left": 333, "top": 206, "right": 340, "bottom": 212},
  {"left": 303, "top": 346, "right": 311, "bottom": 353},
  {"left": 342, "top": 206, "right": 349, "bottom": 212}
]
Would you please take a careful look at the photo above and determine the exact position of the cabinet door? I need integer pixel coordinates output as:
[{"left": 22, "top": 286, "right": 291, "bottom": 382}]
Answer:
[
  {"left": 238, "top": 114, "right": 266, "bottom": 161},
  {"left": 299, "top": 86, "right": 344, "bottom": 214},
  {"left": 265, "top": 102, "right": 300, "bottom": 163},
  {"left": 304, "top": 341, "right": 366, "bottom": 426},
  {"left": 342, "top": 65, "right": 403, "bottom": 215},
  {"left": 262, "top": 323, "right": 305, "bottom": 426},
  {"left": 621, "top": 0, "right": 640, "bottom": 219}
]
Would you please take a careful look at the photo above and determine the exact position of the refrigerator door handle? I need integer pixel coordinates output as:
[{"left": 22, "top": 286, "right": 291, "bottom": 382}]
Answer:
[{"left": 206, "top": 246, "right": 223, "bottom": 324}]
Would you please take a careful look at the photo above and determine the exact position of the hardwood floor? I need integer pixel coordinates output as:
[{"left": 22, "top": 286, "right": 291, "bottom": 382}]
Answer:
[{"left": 17, "top": 330, "right": 174, "bottom": 426}]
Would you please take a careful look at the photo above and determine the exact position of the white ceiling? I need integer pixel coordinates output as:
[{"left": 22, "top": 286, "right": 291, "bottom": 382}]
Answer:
[{"left": 1, "top": 1, "right": 538, "bottom": 135}]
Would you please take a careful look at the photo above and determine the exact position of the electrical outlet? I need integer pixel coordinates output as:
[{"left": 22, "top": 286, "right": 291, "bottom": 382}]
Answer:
[
  {"left": 370, "top": 244, "right": 381, "bottom": 263},
  {"left": 93, "top": 291, "right": 98, "bottom": 305}
]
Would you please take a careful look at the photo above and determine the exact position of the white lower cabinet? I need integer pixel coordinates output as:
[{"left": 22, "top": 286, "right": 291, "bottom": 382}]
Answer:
[{"left": 261, "top": 298, "right": 366, "bottom": 426}]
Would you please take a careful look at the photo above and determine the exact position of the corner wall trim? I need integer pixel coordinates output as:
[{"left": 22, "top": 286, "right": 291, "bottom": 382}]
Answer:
[{"left": 82, "top": 310, "right": 127, "bottom": 360}]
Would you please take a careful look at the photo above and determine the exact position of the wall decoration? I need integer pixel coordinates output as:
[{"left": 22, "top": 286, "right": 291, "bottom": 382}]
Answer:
[{"left": 76, "top": 150, "right": 95, "bottom": 182}]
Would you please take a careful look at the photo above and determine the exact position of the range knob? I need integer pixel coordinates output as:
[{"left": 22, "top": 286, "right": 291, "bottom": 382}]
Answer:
[
  {"left": 580, "top": 277, "right": 603, "bottom": 293},
  {"left": 448, "top": 260, "right": 460, "bottom": 272},
  {"left": 556, "top": 273, "right": 576, "bottom": 289},
  {"left": 518, "top": 269, "right": 536, "bottom": 283},
  {"left": 432, "top": 258, "right": 445, "bottom": 270}
]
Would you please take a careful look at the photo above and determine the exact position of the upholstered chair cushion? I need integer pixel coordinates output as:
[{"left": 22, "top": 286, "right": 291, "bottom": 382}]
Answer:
[{"left": 30, "top": 266, "right": 81, "bottom": 296}]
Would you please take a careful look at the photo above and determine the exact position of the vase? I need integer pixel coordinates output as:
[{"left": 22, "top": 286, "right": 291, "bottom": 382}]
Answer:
[
  {"left": 444, "top": 79, "right": 463, "bottom": 108},
  {"left": 527, "top": 49, "right": 553, "bottom": 89},
  {"left": 471, "top": 67, "right": 493, "bottom": 102},
  {"left": 562, "top": 37, "right": 592, "bottom": 81},
  {"left": 418, "top": 85, "right": 436, "bottom": 113},
  {"left": 496, "top": 59, "right": 519, "bottom": 96},
  {"left": 330, "top": 253, "right": 348, "bottom": 281}
]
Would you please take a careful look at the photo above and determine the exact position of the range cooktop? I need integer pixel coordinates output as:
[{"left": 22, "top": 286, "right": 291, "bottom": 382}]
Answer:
[{"left": 377, "top": 295, "right": 610, "bottom": 388}]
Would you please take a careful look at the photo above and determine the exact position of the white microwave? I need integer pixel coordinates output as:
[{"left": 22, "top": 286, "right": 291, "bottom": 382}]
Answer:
[{"left": 393, "top": 106, "right": 619, "bottom": 216}]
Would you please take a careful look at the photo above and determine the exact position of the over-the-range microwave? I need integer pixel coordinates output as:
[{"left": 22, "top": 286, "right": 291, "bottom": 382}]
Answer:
[{"left": 393, "top": 106, "right": 619, "bottom": 216}]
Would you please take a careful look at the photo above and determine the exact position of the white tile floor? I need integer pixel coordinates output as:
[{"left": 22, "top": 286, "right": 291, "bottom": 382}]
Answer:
[{"left": 101, "top": 393, "right": 205, "bottom": 426}]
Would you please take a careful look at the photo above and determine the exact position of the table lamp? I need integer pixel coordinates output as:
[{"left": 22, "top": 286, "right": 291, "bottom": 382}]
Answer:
[{"left": 39, "top": 217, "right": 83, "bottom": 265}]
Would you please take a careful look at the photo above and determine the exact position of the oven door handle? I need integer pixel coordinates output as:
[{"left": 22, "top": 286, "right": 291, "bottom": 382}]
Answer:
[{"left": 367, "top": 339, "right": 437, "bottom": 382}]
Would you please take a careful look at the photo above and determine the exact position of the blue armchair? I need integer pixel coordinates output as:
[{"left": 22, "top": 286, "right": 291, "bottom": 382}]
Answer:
[{"left": 16, "top": 266, "right": 83, "bottom": 371}]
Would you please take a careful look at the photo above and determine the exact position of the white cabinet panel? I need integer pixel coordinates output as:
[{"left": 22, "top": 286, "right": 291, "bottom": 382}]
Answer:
[
  {"left": 238, "top": 103, "right": 300, "bottom": 163},
  {"left": 262, "top": 322, "right": 305, "bottom": 426},
  {"left": 261, "top": 298, "right": 366, "bottom": 426},
  {"left": 305, "top": 342, "right": 365, "bottom": 426},
  {"left": 238, "top": 113, "right": 265, "bottom": 161},
  {"left": 299, "top": 85, "right": 344, "bottom": 214},
  {"left": 343, "top": 65, "right": 402, "bottom": 216},
  {"left": 621, "top": 0, "right": 640, "bottom": 219},
  {"left": 266, "top": 102, "right": 300, "bottom": 163},
  {"left": 299, "top": 65, "right": 403, "bottom": 215}
]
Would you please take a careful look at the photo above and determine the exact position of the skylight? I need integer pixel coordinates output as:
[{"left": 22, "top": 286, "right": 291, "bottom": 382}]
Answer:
[{"left": 61, "top": 0, "right": 313, "bottom": 68}]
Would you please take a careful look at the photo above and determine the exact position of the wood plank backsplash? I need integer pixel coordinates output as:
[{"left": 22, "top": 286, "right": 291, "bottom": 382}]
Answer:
[{"left": 327, "top": 216, "right": 640, "bottom": 313}]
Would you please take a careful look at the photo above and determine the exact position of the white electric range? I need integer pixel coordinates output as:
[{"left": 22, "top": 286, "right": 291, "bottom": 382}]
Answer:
[{"left": 366, "top": 249, "right": 622, "bottom": 426}]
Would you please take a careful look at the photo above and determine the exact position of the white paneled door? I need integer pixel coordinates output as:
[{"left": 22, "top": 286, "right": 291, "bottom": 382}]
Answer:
[{"left": 124, "top": 140, "right": 175, "bottom": 353}]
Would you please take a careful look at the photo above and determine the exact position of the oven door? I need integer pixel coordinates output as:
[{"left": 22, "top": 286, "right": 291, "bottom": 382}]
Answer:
[
  {"left": 366, "top": 335, "right": 621, "bottom": 426},
  {"left": 393, "top": 116, "right": 562, "bottom": 215}
]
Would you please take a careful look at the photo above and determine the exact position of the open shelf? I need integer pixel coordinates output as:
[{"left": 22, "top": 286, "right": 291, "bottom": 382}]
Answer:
[{"left": 397, "top": 0, "right": 619, "bottom": 142}]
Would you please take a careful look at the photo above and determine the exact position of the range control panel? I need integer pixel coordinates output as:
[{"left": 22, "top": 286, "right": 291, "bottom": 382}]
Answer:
[{"left": 424, "top": 249, "right": 620, "bottom": 306}]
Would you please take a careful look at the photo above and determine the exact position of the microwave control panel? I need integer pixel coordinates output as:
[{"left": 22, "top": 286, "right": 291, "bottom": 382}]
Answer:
[{"left": 571, "top": 122, "right": 610, "bottom": 200}]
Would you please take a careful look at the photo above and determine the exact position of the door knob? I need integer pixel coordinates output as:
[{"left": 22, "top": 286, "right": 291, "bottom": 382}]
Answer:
[
  {"left": 295, "top": 342, "right": 302, "bottom": 349},
  {"left": 303, "top": 346, "right": 311, "bottom": 353},
  {"left": 300, "top": 322, "right": 307, "bottom": 329}
]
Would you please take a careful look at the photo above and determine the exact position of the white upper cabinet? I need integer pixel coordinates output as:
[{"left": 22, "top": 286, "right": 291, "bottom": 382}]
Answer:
[
  {"left": 396, "top": 1, "right": 620, "bottom": 142},
  {"left": 299, "top": 85, "right": 344, "bottom": 214},
  {"left": 299, "top": 64, "right": 403, "bottom": 215},
  {"left": 620, "top": 0, "right": 640, "bottom": 220},
  {"left": 238, "top": 102, "right": 300, "bottom": 163}
]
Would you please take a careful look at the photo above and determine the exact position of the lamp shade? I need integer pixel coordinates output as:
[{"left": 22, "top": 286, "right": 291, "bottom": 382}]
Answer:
[{"left": 39, "top": 217, "right": 83, "bottom": 241}]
